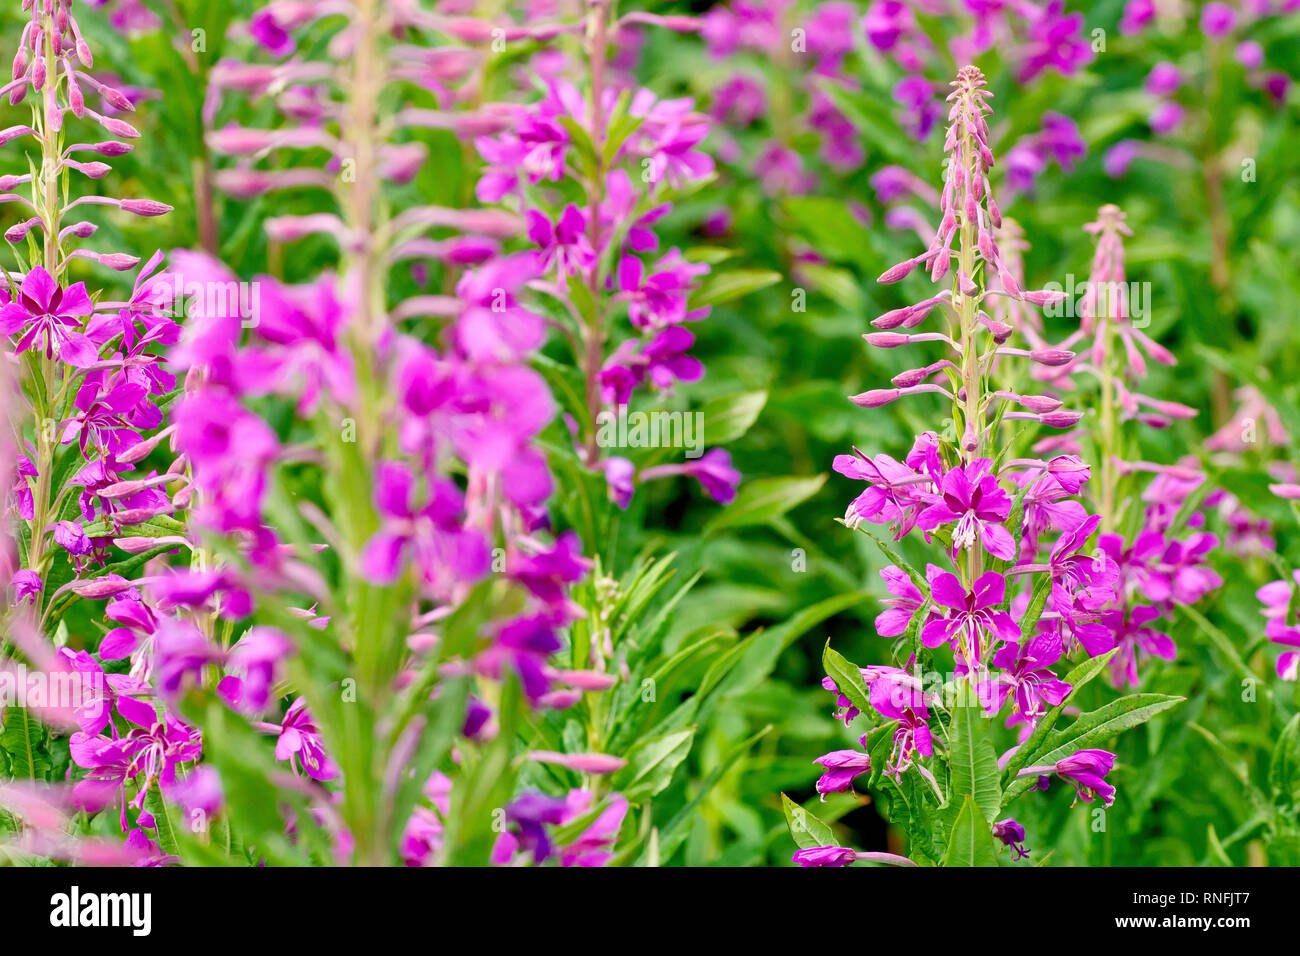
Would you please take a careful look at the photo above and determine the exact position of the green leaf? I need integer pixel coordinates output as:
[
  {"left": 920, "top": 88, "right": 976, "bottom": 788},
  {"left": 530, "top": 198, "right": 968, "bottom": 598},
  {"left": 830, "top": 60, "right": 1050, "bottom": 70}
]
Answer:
[
  {"left": 688, "top": 269, "right": 782, "bottom": 309},
  {"left": 697, "top": 390, "right": 767, "bottom": 446},
  {"left": 614, "top": 729, "right": 695, "bottom": 800},
  {"left": 704, "top": 474, "right": 827, "bottom": 534},
  {"left": 145, "top": 785, "right": 181, "bottom": 861},
  {"left": 1179, "top": 605, "right": 1270, "bottom": 699},
  {"left": 1270, "top": 714, "right": 1300, "bottom": 807},
  {"left": 852, "top": 525, "right": 930, "bottom": 597},
  {"left": 781, "top": 793, "right": 839, "bottom": 849},
  {"left": 651, "top": 725, "right": 772, "bottom": 864},
  {"left": 1002, "top": 694, "right": 1183, "bottom": 807},
  {"left": 0, "top": 708, "right": 50, "bottom": 779},
  {"left": 782, "top": 195, "right": 879, "bottom": 272},
  {"left": 945, "top": 700, "right": 1002, "bottom": 825},
  {"left": 943, "top": 795, "right": 998, "bottom": 867},
  {"left": 715, "top": 590, "right": 869, "bottom": 700}
]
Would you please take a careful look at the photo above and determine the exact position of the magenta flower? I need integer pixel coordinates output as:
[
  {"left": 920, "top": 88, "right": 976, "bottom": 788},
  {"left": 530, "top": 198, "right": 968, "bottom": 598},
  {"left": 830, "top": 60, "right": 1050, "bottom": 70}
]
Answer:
[
  {"left": 1145, "top": 62, "right": 1183, "bottom": 97},
  {"left": 60, "top": 379, "right": 148, "bottom": 458},
  {"left": 11, "top": 569, "right": 41, "bottom": 604},
  {"left": 992, "top": 818, "right": 1029, "bottom": 860},
  {"left": 1120, "top": 0, "right": 1155, "bottom": 35},
  {"left": 983, "top": 631, "right": 1072, "bottom": 725},
  {"left": 813, "top": 750, "right": 872, "bottom": 799},
  {"left": 1149, "top": 100, "right": 1185, "bottom": 136},
  {"left": 509, "top": 531, "right": 592, "bottom": 624},
  {"left": 493, "top": 792, "right": 569, "bottom": 864},
  {"left": 863, "top": 667, "right": 932, "bottom": 776},
  {"left": 681, "top": 448, "right": 741, "bottom": 504},
  {"left": 115, "top": 701, "right": 203, "bottom": 813},
  {"left": 153, "top": 616, "right": 225, "bottom": 700},
  {"left": 1045, "top": 515, "right": 1118, "bottom": 611},
  {"left": 0, "top": 267, "right": 98, "bottom": 367},
  {"left": 1014, "top": 468, "right": 1088, "bottom": 557},
  {"left": 1259, "top": 571, "right": 1300, "bottom": 632},
  {"left": 599, "top": 326, "right": 703, "bottom": 405},
  {"left": 600, "top": 169, "right": 671, "bottom": 253},
  {"left": 793, "top": 845, "right": 857, "bottom": 867},
  {"left": 557, "top": 790, "right": 628, "bottom": 867},
  {"left": 832, "top": 447, "right": 930, "bottom": 536},
  {"left": 1017, "top": 1, "right": 1093, "bottom": 83},
  {"left": 861, "top": 1, "right": 914, "bottom": 52},
  {"left": 174, "top": 389, "right": 278, "bottom": 532},
  {"left": 916, "top": 459, "right": 1016, "bottom": 560},
  {"left": 222, "top": 626, "right": 293, "bottom": 714},
  {"left": 892, "top": 75, "right": 942, "bottom": 141},
  {"left": 237, "top": 275, "right": 356, "bottom": 414},
  {"left": 359, "top": 460, "right": 489, "bottom": 593},
  {"left": 616, "top": 250, "right": 710, "bottom": 329},
  {"left": 1102, "top": 605, "right": 1175, "bottom": 687},
  {"left": 921, "top": 570, "right": 1019, "bottom": 665},
  {"left": 1053, "top": 749, "right": 1117, "bottom": 807},
  {"left": 1201, "top": 2, "right": 1238, "bottom": 38},
  {"left": 70, "top": 734, "right": 144, "bottom": 829},
  {"left": 600, "top": 456, "right": 635, "bottom": 509},
  {"left": 526, "top": 204, "right": 596, "bottom": 284},
  {"left": 875, "top": 565, "right": 925, "bottom": 637},
  {"left": 249, "top": 9, "right": 296, "bottom": 56},
  {"left": 477, "top": 613, "right": 564, "bottom": 704},
  {"left": 259, "top": 697, "right": 337, "bottom": 782}
]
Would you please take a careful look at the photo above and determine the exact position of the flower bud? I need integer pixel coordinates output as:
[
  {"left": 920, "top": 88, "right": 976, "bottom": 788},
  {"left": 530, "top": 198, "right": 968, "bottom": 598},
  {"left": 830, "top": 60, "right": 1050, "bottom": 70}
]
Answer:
[
  {"left": 120, "top": 199, "right": 173, "bottom": 217},
  {"left": 98, "top": 84, "right": 134, "bottom": 113},
  {"left": 1022, "top": 289, "right": 1068, "bottom": 307},
  {"left": 863, "top": 332, "right": 909, "bottom": 348},
  {"left": 850, "top": 389, "right": 900, "bottom": 408},
  {"left": 4, "top": 217, "right": 41, "bottom": 242},
  {"left": 1029, "top": 348, "right": 1075, "bottom": 367},
  {"left": 1038, "top": 410, "right": 1084, "bottom": 428},
  {"left": 877, "top": 258, "right": 918, "bottom": 284}
]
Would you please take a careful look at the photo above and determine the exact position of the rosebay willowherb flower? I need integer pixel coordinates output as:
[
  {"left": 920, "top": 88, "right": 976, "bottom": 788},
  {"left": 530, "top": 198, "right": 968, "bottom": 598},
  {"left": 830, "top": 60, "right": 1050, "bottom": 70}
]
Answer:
[
  {"left": 467, "top": 1, "right": 743, "bottom": 514},
  {"left": 790, "top": 66, "right": 1181, "bottom": 868},
  {"left": 0, "top": 0, "right": 178, "bottom": 622},
  {"left": 0, "top": 0, "right": 185, "bottom": 866},
  {"left": 1019, "top": 204, "right": 1221, "bottom": 688}
]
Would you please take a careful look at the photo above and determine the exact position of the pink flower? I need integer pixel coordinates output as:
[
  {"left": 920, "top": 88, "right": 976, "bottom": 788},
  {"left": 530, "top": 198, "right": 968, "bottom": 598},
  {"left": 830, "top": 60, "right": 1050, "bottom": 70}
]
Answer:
[
  {"left": 616, "top": 251, "right": 710, "bottom": 329},
  {"left": 1052, "top": 749, "right": 1117, "bottom": 806},
  {"left": 875, "top": 565, "right": 925, "bottom": 637},
  {"left": 261, "top": 697, "right": 337, "bottom": 781},
  {"left": 921, "top": 570, "right": 1019, "bottom": 666},
  {"left": 526, "top": 204, "right": 596, "bottom": 283},
  {"left": 983, "top": 632, "right": 1072, "bottom": 725},
  {"left": 359, "top": 460, "right": 489, "bottom": 594},
  {"left": 916, "top": 459, "right": 1016, "bottom": 561},
  {"left": 0, "top": 267, "right": 98, "bottom": 367},
  {"left": 793, "top": 845, "right": 858, "bottom": 867},
  {"left": 813, "top": 750, "right": 872, "bottom": 798}
]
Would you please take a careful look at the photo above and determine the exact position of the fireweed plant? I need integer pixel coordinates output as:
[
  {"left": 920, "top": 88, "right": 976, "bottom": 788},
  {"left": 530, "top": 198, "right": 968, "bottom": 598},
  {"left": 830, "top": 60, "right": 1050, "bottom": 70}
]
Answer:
[
  {"left": 0, "top": 0, "right": 809, "bottom": 868},
  {"left": 785, "top": 66, "right": 1189, "bottom": 868},
  {"left": 0, "top": 0, "right": 183, "bottom": 860},
  {"left": 1026, "top": 204, "right": 1225, "bottom": 689}
]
